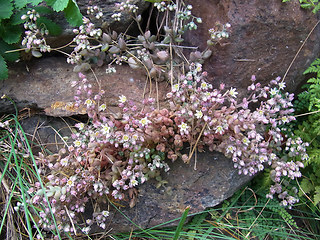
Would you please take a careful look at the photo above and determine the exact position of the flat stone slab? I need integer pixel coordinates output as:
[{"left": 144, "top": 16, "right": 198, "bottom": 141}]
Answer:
[{"left": 105, "top": 150, "right": 251, "bottom": 233}]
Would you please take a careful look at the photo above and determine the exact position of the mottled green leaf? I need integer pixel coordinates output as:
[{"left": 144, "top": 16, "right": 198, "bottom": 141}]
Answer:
[
  {"left": 46, "top": 0, "right": 69, "bottom": 12},
  {"left": 0, "top": 55, "right": 8, "bottom": 80},
  {"left": 14, "top": 0, "right": 32, "bottom": 9},
  {"left": 64, "top": 0, "right": 82, "bottom": 26},
  {"left": 11, "top": 8, "right": 28, "bottom": 25},
  {"left": 34, "top": 6, "right": 54, "bottom": 14},
  {"left": 0, "top": 40, "right": 19, "bottom": 62},
  {"left": 0, "top": 0, "right": 13, "bottom": 20},
  {"left": 0, "top": 23, "right": 21, "bottom": 44},
  {"left": 37, "top": 17, "right": 62, "bottom": 36},
  {"left": 30, "top": 0, "right": 43, "bottom": 6}
]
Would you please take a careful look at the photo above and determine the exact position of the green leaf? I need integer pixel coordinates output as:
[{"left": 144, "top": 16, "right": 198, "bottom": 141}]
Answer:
[
  {"left": 300, "top": 178, "right": 314, "bottom": 195},
  {"left": 64, "top": 0, "right": 82, "bottom": 26},
  {"left": 37, "top": 17, "right": 62, "bottom": 36},
  {"left": 0, "top": 23, "right": 22, "bottom": 44},
  {"left": 0, "top": 0, "right": 13, "bottom": 20},
  {"left": 30, "top": 0, "right": 43, "bottom": 6},
  {"left": 0, "top": 55, "right": 8, "bottom": 80},
  {"left": 46, "top": 0, "right": 69, "bottom": 12},
  {"left": 0, "top": 40, "right": 19, "bottom": 62},
  {"left": 173, "top": 206, "right": 190, "bottom": 240},
  {"left": 11, "top": 8, "right": 28, "bottom": 25},
  {"left": 34, "top": 6, "right": 54, "bottom": 14},
  {"left": 14, "top": 0, "right": 33, "bottom": 9},
  {"left": 314, "top": 186, "right": 320, "bottom": 205}
]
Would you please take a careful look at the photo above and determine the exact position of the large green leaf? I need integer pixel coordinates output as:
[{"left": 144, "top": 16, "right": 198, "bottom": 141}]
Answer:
[
  {"left": 37, "top": 17, "right": 62, "bottom": 36},
  {"left": 0, "top": 23, "right": 22, "bottom": 44},
  {"left": 0, "top": 0, "right": 13, "bottom": 20},
  {"left": 11, "top": 8, "right": 28, "bottom": 25},
  {"left": 0, "top": 55, "right": 8, "bottom": 80},
  {"left": 0, "top": 40, "right": 19, "bottom": 62},
  {"left": 64, "top": 0, "right": 82, "bottom": 26},
  {"left": 46, "top": 0, "right": 69, "bottom": 12},
  {"left": 34, "top": 6, "right": 54, "bottom": 14},
  {"left": 14, "top": 0, "right": 43, "bottom": 9},
  {"left": 14, "top": 0, "right": 33, "bottom": 9},
  {"left": 31, "top": 0, "right": 43, "bottom": 6}
]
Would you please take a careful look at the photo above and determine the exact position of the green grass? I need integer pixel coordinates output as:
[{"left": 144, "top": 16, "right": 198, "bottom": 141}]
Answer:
[{"left": 0, "top": 98, "right": 61, "bottom": 240}]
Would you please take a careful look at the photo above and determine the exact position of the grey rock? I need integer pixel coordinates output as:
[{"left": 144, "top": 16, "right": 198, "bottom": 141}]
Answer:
[
  {"left": 105, "top": 150, "right": 251, "bottom": 233},
  {"left": 184, "top": 0, "right": 320, "bottom": 95},
  {"left": 1, "top": 57, "right": 168, "bottom": 116}
]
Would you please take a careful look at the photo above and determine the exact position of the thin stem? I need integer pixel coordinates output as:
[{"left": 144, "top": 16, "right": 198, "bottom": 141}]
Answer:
[{"left": 282, "top": 19, "right": 320, "bottom": 83}]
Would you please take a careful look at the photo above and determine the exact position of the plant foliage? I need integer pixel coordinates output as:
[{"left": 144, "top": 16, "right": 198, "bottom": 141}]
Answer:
[
  {"left": 282, "top": 0, "right": 320, "bottom": 13},
  {"left": 0, "top": 0, "right": 82, "bottom": 80},
  {"left": 294, "top": 58, "right": 320, "bottom": 205}
]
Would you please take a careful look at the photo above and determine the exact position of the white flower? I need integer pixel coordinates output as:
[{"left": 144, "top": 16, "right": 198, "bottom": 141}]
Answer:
[
  {"left": 270, "top": 153, "right": 277, "bottom": 160},
  {"left": 242, "top": 137, "right": 250, "bottom": 145},
  {"left": 85, "top": 99, "right": 93, "bottom": 107},
  {"left": 178, "top": 122, "right": 190, "bottom": 134},
  {"left": 172, "top": 84, "right": 179, "bottom": 92},
  {"left": 226, "top": 145, "right": 235, "bottom": 154},
  {"left": 66, "top": 176, "right": 77, "bottom": 187},
  {"left": 119, "top": 95, "right": 127, "bottom": 103},
  {"left": 201, "top": 82, "right": 208, "bottom": 90},
  {"left": 278, "top": 82, "right": 286, "bottom": 90},
  {"left": 229, "top": 87, "right": 238, "bottom": 98},
  {"left": 106, "top": 67, "right": 116, "bottom": 74},
  {"left": 270, "top": 88, "right": 278, "bottom": 95},
  {"left": 215, "top": 125, "right": 224, "bottom": 134},
  {"left": 259, "top": 155, "right": 267, "bottom": 162},
  {"left": 74, "top": 140, "right": 81, "bottom": 147},
  {"left": 130, "top": 178, "right": 139, "bottom": 187},
  {"left": 75, "top": 123, "right": 85, "bottom": 130},
  {"left": 99, "top": 104, "right": 107, "bottom": 111},
  {"left": 281, "top": 116, "right": 289, "bottom": 123},
  {"left": 139, "top": 117, "right": 151, "bottom": 126},
  {"left": 258, "top": 164, "right": 264, "bottom": 171},
  {"left": 101, "top": 124, "right": 111, "bottom": 134},
  {"left": 122, "top": 134, "right": 130, "bottom": 142},
  {"left": 82, "top": 226, "right": 91, "bottom": 234},
  {"left": 195, "top": 110, "right": 203, "bottom": 119},
  {"left": 61, "top": 158, "right": 68, "bottom": 167},
  {"left": 102, "top": 210, "right": 109, "bottom": 217}
]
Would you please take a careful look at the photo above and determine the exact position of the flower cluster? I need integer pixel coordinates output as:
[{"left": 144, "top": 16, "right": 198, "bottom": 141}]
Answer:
[
  {"left": 266, "top": 136, "right": 308, "bottom": 207},
  {"left": 112, "top": 0, "right": 138, "bottom": 21},
  {"left": 21, "top": 9, "right": 51, "bottom": 53},
  {"left": 87, "top": 5, "right": 103, "bottom": 20},
  {"left": 67, "top": 17, "right": 103, "bottom": 65},
  {"left": 208, "top": 22, "right": 232, "bottom": 45}
]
